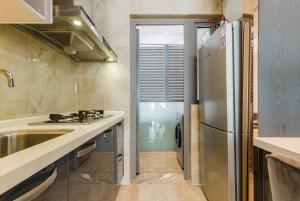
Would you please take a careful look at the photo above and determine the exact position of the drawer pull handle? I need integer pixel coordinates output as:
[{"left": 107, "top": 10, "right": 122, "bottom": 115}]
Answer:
[
  {"left": 77, "top": 142, "right": 96, "bottom": 158},
  {"left": 14, "top": 168, "right": 58, "bottom": 201},
  {"left": 104, "top": 129, "right": 113, "bottom": 133}
]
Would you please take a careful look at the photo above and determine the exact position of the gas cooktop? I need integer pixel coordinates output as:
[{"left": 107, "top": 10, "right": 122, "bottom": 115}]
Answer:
[{"left": 29, "top": 110, "right": 113, "bottom": 125}]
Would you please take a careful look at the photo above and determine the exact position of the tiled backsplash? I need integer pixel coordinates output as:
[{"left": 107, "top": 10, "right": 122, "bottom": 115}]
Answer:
[{"left": 0, "top": 25, "right": 78, "bottom": 120}]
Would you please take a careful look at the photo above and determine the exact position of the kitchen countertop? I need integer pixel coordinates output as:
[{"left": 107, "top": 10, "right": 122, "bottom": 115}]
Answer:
[
  {"left": 0, "top": 111, "right": 124, "bottom": 195},
  {"left": 254, "top": 137, "right": 300, "bottom": 161}
]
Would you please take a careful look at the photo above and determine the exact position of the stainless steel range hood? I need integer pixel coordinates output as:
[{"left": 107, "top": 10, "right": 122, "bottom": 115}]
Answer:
[{"left": 14, "top": 1, "right": 117, "bottom": 62}]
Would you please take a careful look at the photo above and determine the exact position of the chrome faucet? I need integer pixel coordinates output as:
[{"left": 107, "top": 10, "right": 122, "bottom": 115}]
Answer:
[{"left": 0, "top": 69, "right": 15, "bottom": 87}]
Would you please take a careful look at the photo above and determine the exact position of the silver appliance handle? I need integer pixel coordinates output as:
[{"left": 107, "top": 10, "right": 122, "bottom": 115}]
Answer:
[
  {"left": 241, "top": 20, "right": 252, "bottom": 201},
  {"left": 77, "top": 141, "right": 96, "bottom": 158},
  {"left": 14, "top": 168, "right": 58, "bottom": 201}
]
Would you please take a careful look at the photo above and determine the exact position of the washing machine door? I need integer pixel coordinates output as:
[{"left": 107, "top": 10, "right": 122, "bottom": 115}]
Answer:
[{"left": 175, "top": 123, "right": 182, "bottom": 148}]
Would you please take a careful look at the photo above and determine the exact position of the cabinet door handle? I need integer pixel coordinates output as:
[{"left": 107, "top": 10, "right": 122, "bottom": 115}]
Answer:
[
  {"left": 14, "top": 168, "right": 58, "bottom": 201},
  {"left": 103, "top": 129, "right": 113, "bottom": 139},
  {"left": 77, "top": 141, "right": 96, "bottom": 158},
  {"left": 116, "top": 154, "right": 123, "bottom": 162},
  {"left": 104, "top": 129, "right": 113, "bottom": 133}
]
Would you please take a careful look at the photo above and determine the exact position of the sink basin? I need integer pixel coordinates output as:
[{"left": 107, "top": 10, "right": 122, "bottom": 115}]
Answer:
[{"left": 0, "top": 129, "right": 74, "bottom": 158}]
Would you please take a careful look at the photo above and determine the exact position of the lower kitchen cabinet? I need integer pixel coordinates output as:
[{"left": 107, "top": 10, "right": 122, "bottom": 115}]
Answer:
[
  {"left": 68, "top": 122, "right": 124, "bottom": 201},
  {"left": 68, "top": 138, "right": 100, "bottom": 201},
  {"left": 115, "top": 121, "right": 124, "bottom": 184},
  {"left": 68, "top": 128, "right": 116, "bottom": 201},
  {"left": 33, "top": 155, "right": 69, "bottom": 201},
  {"left": 0, "top": 121, "right": 124, "bottom": 201},
  {"left": 0, "top": 155, "right": 69, "bottom": 201}
]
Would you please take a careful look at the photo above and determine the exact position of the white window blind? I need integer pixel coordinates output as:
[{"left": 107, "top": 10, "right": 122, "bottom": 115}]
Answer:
[
  {"left": 138, "top": 44, "right": 184, "bottom": 102},
  {"left": 167, "top": 45, "right": 184, "bottom": 101}
]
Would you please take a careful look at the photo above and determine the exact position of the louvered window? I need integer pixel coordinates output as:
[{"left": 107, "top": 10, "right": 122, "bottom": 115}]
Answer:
[{"left": 138, "top": 44, "right": 184, "bottom": 102}]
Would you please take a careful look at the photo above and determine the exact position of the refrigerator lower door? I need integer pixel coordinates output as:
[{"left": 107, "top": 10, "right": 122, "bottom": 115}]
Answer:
[{"left": 200, "top": 124, "right": 236, "bottom": 201}]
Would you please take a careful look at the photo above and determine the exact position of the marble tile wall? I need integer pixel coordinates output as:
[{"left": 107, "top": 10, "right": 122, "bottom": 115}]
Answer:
[
  {"left": 130, "top": 0, "right": 223, "bottom": 15},
  {"left": 0, "top": 25, "right": 77, "bottom": 120},
  {"left": 223, "top": 0, "right": 254, "bottom": 21}
]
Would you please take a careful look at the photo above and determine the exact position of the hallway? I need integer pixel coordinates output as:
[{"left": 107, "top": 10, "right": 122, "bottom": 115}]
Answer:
[{"left": 113, "top": 152, "right": 207, "bottom": 201}]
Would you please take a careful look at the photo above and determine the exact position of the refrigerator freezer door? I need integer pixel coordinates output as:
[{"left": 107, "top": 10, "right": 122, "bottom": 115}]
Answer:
[
  {"left": 198, "top": 24, "right": 235, "bottom": 132},
  {"left": 200, "top": 123, "right": 236, "bottom": 201}
]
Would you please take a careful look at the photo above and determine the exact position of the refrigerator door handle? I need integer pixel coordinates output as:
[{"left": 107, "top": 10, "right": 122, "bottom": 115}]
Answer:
[
  {"left": 241, "top": 20, "right": 252, "bottom": 201},
  {"left": 233, "top": 20, "right": 243, "bottom": 201},
  {"left": 242, "top": 21, "right": 252, "bottom": 134}
]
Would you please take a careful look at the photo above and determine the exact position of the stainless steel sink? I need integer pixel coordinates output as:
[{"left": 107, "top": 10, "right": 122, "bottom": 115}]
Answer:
[{"left": 0, "top": 129, "right": 74, "bottom": 158}]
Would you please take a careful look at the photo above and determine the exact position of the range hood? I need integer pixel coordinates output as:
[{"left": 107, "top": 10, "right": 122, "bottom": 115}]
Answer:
[{"left": 14, "top": 0, "right": 117, "bottom": 62}]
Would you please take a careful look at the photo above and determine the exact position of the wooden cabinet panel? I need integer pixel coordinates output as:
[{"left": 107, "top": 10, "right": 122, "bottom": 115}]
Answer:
[{"left": 259, "top": 0, "right": 300, "bottom": 137}]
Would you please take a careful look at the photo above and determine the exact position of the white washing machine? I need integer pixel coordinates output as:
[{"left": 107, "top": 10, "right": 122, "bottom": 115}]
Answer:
[{"left": 175, "top": 113, "right": 184, "bottom": 169}]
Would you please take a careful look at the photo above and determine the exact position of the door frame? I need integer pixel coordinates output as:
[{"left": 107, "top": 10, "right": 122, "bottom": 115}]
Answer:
[{"left": 130, "top": 18, "right": 216, "bottom": 180}]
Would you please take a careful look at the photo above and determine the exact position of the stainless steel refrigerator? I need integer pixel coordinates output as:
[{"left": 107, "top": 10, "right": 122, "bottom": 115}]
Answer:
[{"left": 198, "top": 20, "right": 252, "bottom": 201}]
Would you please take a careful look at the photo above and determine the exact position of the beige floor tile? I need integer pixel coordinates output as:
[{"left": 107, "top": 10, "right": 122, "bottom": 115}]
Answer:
[
  {"left": 120, "top": 152, "right": 208, "bottom": 201},
  {"left": 139, "top": 152, "right": 183, "bottom": 173},
  {"left": 69, "top": 183, "right": 100, "bottom": 201},
  {"left": 249, "top": 171, "right": 254, "bottom": 201},
  {"left": 115, "top": 184, "right": 207, "bottom": 201},
  {"left": 97, "top": 152, "right": 208, "bottom": 201},
  {"left": 132, "top": 173, "right": 186, "bottom": 184},
  {"left": 100, "top": 184, "right": 121, "bottom": 201}
]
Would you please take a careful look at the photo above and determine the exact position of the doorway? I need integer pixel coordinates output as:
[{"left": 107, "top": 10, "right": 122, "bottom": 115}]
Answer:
[
  {"left": 137, "top": 25, "right": 185, "bottom": 179},
  {"left": 130, "top": 19, "right": 216, "bottom": 180}
]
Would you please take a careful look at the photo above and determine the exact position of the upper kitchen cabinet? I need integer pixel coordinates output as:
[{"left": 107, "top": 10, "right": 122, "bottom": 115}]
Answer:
[{"left": 0, "top": 0, "right": 53, "bottom": 24}]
